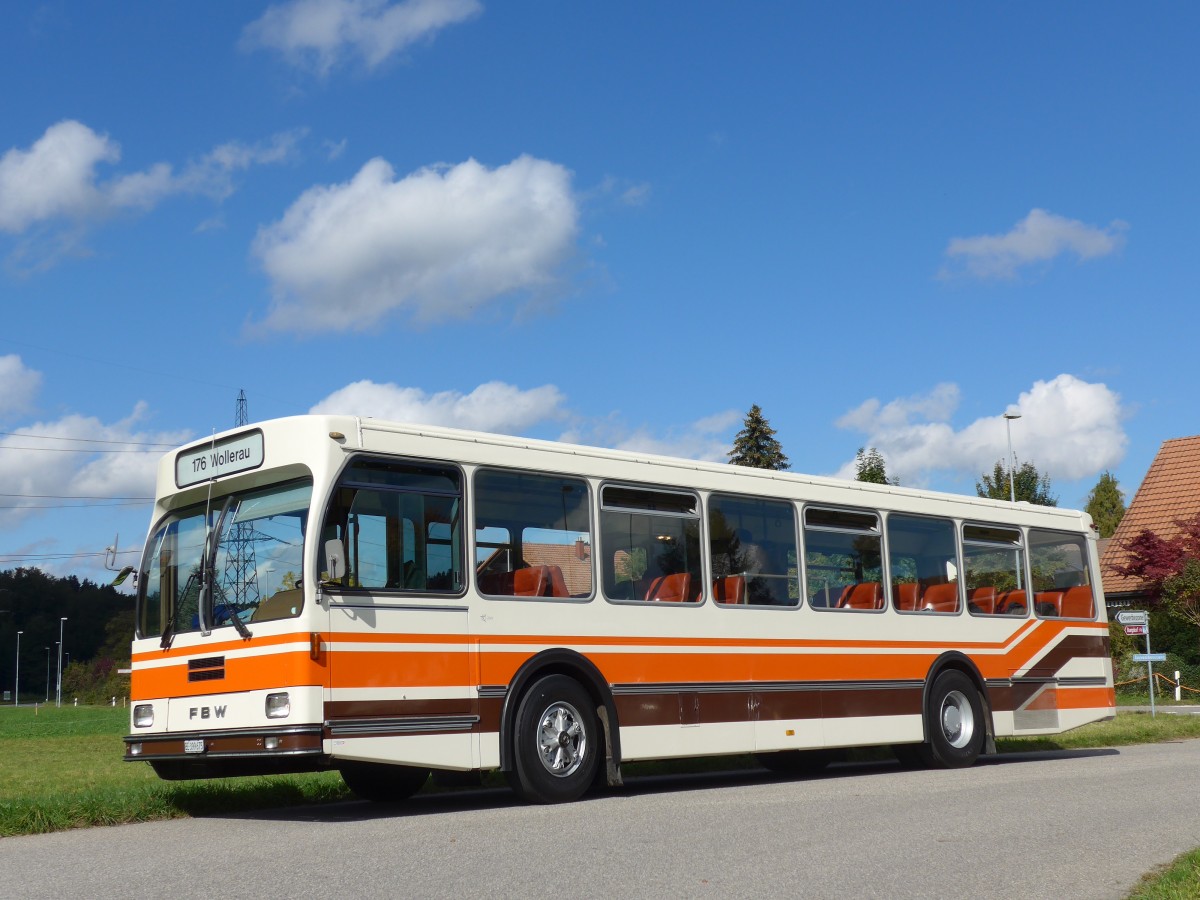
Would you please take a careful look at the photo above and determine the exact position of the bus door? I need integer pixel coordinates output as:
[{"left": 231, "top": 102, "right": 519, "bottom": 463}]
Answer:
[{"left": 320, "top": 460, "right": 474, "bottom": 770}]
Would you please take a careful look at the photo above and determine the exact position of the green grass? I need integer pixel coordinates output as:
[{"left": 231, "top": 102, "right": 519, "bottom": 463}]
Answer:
[
  {"left": 1128, "top": 849, "right": 1200, "bottom": 899},
  {"left": 0, "top": 705, "right": 348, "bottom": 836}
]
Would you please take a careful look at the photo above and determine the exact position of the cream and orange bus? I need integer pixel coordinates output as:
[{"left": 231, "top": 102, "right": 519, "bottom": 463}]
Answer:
[{"left": 124, "top": 415, "right": 1114, "bottom": 803}]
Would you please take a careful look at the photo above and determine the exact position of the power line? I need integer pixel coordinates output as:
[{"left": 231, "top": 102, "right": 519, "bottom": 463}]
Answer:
[
  {"left": 0, "top": 431, "right": 177, "bottom": 447},
  {"left": 0, "top": 446, "right": 163, "bottom": 454},
  {"left": 0, "top": 493, "right": 153, "bottom": 500}
]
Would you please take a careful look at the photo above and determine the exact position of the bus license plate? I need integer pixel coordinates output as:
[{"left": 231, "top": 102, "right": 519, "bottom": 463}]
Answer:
[{"left": 184, "top": 739, "right": 205, "bottom": 754}]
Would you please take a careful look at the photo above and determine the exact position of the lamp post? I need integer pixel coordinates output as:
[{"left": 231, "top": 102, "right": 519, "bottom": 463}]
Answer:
[
  {"left": 44, "top": 647, "right": 50, "bottom": 703},
  {"left": 14, "top": 631, "right": 21, "bottom": 706},
  {"left": 1003, "top": 413, "right": 1022, "bottom": 503},
  {"left": 56, "top": 618, "right": 66, "bottom": 708}
]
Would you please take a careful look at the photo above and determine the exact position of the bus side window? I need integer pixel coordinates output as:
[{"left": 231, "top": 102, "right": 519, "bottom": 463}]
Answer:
[
  {"left": 709, "top": 493, "right": 799, "bottom": 607},
  {"left": 601, "top": 485, "right": 702, "bottom": 604},
  {"left": 963, "top": 524, "right": 1028, "bottom": 617},
  {"left": 319, "top": 458, "right": 463, "bottom": 593},
  {"left": 1029, "top": 530, "right": 1095, "bottom": 619},
  {"left": 887, "top": 514, "right": 960, "bottom": 614},
  {"left": 474, "top": 469, "right": 592, "bottom": 599},
  {"left": 803, "top": 507, "right": 884, "bottom": 611}
]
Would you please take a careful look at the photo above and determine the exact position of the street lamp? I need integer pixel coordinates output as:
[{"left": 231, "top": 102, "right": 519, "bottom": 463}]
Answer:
[
  {"left": 14, "top": 631, "right": 21, "bottom": 707},
  {"left": 56, "top": 618, "right": 66, "bottom": 708},
  {"left": 1003, "top": 412, "right": 1022, "bottom": 503}
]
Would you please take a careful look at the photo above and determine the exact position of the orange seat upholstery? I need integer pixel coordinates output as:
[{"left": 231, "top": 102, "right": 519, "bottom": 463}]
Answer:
[
  {"left": 996, "top": 589, "right": 1029, "bottom": 615},
  {"left": 838, "top": 581, "right": 881, "bottom": 610},
  {"left": 513, "top": 566, "right": 548, "bottom": 596},
  {"left": 545, "top": 565, "right": 570, "bottom": 598},
  {"left": 646, "top": 572, "right": 692, "bottom": 602},
  {"left": 1035, "top": 590, "right": 1064, "bottom": 616},
  {"left": 967, "top": 586, "right": 996, "bottom": 615},
  {"left": 1060, "top": 585, "right": 1095, "bottom": 618},
  {"left": 715, "top": 575, "right": 746, "bottom": 604},
  {"left": 922, "top": 582, "right": 960, "bottom": 613},
  {"left": 893, "top": 582, "right": 921, "bottom": 611}
]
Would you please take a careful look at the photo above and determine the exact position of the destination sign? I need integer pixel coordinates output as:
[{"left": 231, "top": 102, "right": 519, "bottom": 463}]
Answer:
[
  {"left": 1124, "top": 624, "right": 1148, "bottom": 636},
  {"left": 176, "top": 430, "right": 264, "bottom": 488},
  {"left": 1132, "top": 653, "right": 1167, "bottom": 663}
]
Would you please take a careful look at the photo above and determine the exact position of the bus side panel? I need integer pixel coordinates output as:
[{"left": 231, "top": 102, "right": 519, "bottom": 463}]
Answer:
[{"left": 325, "top": 601, "right": 475, "bottom": 770}]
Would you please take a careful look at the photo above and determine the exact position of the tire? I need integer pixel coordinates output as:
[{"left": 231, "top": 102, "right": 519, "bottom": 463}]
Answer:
[
  {"left": 756, "top": 749, "right": 838, "bottom": 775},
  {"left": 917, "top": 669, "right": 985, "bottom": 769},
  {"left": 508, "top": 675, "right": 599, "bottom": 804},
  {"left": 339, "top": 761, "right": 429, "bottom": 803}
]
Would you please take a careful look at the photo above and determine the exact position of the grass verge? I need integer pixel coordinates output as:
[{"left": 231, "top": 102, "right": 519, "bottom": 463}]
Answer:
[
  {"left": 1128, "top": 849, "right": 1200, "bottom": 899},
  {"left": 0, "top": 705, "right": 347, "bottom": 837}
]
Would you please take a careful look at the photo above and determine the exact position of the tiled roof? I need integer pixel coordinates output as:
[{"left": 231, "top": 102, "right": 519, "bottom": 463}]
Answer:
[
  {"left": 1101, "top": 435, "right": 1200, "bottom": 594},
  {"left": 523, "top": 541, "right": 593, "bottom": 595}
]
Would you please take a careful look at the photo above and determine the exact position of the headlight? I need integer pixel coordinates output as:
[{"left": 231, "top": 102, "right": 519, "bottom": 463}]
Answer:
[
  {"left": 128, "top": 743, "right": 143, "bottom": 756},
  {"left": 133, "top": 704, "right": 154, "bottom": 727},
  {"left": 265, "top": 692, "right": 290, "bottom": 719}
]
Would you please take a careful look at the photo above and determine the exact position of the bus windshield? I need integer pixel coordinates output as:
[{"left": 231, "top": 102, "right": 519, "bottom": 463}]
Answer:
[{"left": 137, "top": 480, "right": 312, "bottom": 639}]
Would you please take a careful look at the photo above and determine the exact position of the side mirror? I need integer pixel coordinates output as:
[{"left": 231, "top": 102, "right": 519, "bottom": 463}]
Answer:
[{"left": 324, "top": 539, "right": 346, "bottom": 585}]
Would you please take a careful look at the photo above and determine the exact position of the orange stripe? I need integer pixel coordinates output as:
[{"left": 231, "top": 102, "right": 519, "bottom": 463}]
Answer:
[{"left": 131, "top": 649, "right": 327, "bottom": 700}]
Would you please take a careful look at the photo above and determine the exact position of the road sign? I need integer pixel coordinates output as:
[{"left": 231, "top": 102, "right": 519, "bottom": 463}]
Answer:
[
  {"left": 1133, "top": 653, "right": 1167, "bottom": 663},
  {"left": 1116, "top": 610, "right": 1149, "bottom": 626},
  {"left": 1124, "top": 624, "right": 1148, "bottom": 636}
]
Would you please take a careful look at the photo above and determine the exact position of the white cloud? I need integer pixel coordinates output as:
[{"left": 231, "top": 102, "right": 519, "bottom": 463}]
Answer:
[
  {"left": 310, "top": 380, "right": 567, "bottom": 433},
  {"left": 0, "top": 403, "right": 190, "bottom": 530},
  {"left": 834, "top": 374, "right": 1126, "bottom": 485},
  {"left": 0, "top": 122, "right": 305, "bottom": 262},
  {"left": 0, "top": 120, "right": 116, "bottom": 233},
  {"left": 0, "top": 355, "right": 43, "bottom": 417},
  {"left": 941, "top": 208, "right": 1127, "bottom": 280},
  {"left": 562, "top": 409, "right": 742, "bottom": 464},
  {"left": 243, "top": 0, "right": 482, "bottom": 75},
  {"left": 252, "top": 154, "right": 579, "bottom": 333}
]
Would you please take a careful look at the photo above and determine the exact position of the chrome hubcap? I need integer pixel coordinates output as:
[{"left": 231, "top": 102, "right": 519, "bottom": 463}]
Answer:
[
  {"left": 536, "top": 700, "right": 587, "bottom": 777},
  {"left": 940, "top": 690, "right": 975, "bottom": 749}
]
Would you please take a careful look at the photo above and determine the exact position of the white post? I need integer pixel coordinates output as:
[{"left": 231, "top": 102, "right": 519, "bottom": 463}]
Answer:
[{"left": 1176, "top": 670, "right": 1182, "bottom": 703}]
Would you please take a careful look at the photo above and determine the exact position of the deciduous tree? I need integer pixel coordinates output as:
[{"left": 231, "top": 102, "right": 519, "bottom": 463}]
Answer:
[
  {"left": 976, "top": 460, "right": 1057, "bottom": 506},
  {"left": 854, "top": 447, "right": 897, "bottom": 485},
  {"left": 1113, "top": 513, "right": 1200, "bottom": 634}
]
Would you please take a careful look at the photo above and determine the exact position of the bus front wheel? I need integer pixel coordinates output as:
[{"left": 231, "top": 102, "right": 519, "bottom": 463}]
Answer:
[
  {"left": 508, "top": 674, "right": 599, "bottom": 804},
  {"left": 919, "top": 670, "right": 985, "bottom": 769}
]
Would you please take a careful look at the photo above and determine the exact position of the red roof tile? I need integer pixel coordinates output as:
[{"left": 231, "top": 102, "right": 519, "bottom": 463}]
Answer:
[{"left": 1101, "top": 435, "right": 1200, "bottom": 594}]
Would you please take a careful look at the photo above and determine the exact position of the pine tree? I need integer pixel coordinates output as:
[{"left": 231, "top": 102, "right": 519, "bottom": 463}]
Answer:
[
  {"left": 854, "top": 447, "right": 897, "bottom": 485},
  {"left": 1085, "top": 470, "right": 1125, "bottom": 538},
  {"left": 728, "top": 404, "right": 789, "bottom": 471},
  {"left": 976, "top": 459, "right": 1057, "bottom": 506}
]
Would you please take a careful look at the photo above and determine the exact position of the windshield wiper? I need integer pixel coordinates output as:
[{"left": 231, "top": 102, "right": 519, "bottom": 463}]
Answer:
[
  {"left": 203, "top": 496, "right": 253, "bottom": 641},
  {"left": 160, "top": 569, "right": 199, "bottom": 650}
]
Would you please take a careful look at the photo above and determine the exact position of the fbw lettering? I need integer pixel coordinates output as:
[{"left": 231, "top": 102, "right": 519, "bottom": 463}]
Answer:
[{"left": 188, "top": 706, "right": 227, "bottom": 720}]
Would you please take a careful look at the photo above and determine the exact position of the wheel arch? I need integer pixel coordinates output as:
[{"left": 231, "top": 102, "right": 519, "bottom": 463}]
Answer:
[
  {"left": 921, "top": 651, "right": 997, "bottom": 754},
  {"left": 498, "top": 648, "right": 621, "bottom": 775}
]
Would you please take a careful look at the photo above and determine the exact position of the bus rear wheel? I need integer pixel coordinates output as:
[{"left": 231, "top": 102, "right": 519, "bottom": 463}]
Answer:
[
  {"left": 339, "top": 761, "right": 430, "bottom": 803},
  {"left": 508, "top": 675, "right": 599, "bottom": 804},
  {"left": 918, "top": 670, "right": 985, "bottom": 769}
]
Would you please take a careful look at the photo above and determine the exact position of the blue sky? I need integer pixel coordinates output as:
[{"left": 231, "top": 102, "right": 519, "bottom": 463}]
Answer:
[{"left": 1, "top": 2, "right": 1196, "bottom": 587}]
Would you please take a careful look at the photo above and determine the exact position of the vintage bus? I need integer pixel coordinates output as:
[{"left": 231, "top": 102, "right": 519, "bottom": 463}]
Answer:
[{"left": 124, "top": 415, "right": 1114, "bottom": 803}]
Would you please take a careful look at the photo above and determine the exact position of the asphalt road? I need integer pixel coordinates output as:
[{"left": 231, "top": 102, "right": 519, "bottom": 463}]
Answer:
[{"left": 4, "top": 741, "right": 1200, "bottom": 899}]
